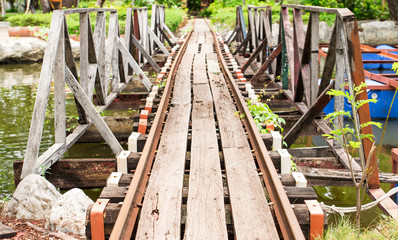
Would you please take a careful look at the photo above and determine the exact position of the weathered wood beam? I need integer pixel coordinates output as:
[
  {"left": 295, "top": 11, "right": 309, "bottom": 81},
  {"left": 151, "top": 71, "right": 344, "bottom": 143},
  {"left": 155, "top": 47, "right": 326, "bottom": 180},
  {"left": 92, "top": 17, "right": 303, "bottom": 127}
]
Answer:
[
  {"left": 130, "top": 34, "right": 160, "bottom": 72},
  {"left": 284, "top": 80, "right": 334, "bottom": 147},
  {"left": 21, "top": 11, "right": 64, "bottom": 179},
  {"left": 65, "top": 67, "right": 124, "bottom": 155},
  {"left": 250, "top": 44, "right": 281, "bottom": 83},
  {"left": 117, "top": 37, "right": 152, "bottom": 91}
]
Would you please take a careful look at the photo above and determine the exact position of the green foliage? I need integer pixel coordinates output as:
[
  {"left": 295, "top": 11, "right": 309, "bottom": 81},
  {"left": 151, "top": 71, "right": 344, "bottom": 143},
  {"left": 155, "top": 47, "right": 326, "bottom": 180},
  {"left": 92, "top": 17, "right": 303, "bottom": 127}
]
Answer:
[
  {"left": 165, "top": 7, "right": 186, "bottom": 32},
  {"left": 7, "top": 12, "right": 52, "bottom": 27},
  {"left": 246, "top": 100, "right": 286, "bottom": 133},
  {"left": 156, "top": 0, "right": 183, "bottom": 8},
  {"left": 323, "top": 83, "right": 381, "bottom": 155},
  {"left": 6, "top": 1, "right": 185, "bottom": 35},
  {"left": 321, "top": 216, "right": 398, "bottom": 240},
  {"left": 301, "top": 0, "right": 389, "bottom": 20}
]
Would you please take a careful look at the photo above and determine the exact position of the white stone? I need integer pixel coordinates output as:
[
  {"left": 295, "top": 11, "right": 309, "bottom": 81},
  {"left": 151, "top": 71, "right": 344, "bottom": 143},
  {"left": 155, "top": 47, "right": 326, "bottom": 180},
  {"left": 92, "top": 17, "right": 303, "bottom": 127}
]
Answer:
[
  {"left": 46, "top": 188, "right": 93, "bottom": 236},
  {"left": 0, "top": 37, "right": 80, "bottom": 63},
  {"left": 2, "top": 174, "right": 61, "bottom": 220}
]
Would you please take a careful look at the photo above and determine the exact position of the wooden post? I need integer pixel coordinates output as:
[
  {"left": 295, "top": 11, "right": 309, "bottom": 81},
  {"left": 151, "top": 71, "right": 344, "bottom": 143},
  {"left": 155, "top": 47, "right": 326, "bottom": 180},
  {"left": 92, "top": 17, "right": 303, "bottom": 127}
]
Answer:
[
  {"left": 310, "top": 12, "right": 319, "bottom": 106},
  {"left": 391, "top": 149, "right": 398, "bottom": 189},
  {"left": 21, "top": 11, "right": 64, "bottom": 179},
  {"left": 1, "top": 0, "right": 5, "bottom": 17},
  {"left": 54, "top": 15, "right": 66, "bottom": 145},
  {"left": 343, "top": 17, "right": 380, "bottom": 188}
]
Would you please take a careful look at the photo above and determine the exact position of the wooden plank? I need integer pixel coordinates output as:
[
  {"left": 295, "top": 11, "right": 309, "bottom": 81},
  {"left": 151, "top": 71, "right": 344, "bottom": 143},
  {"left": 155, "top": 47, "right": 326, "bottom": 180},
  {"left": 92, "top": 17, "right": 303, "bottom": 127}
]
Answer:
[
  {"left": 201, "top": 43, "right": 213, "bottom": 54},
  {"left": 310, "top": 12, "right": 319, "bottom": 105},
  {"left": 131, "top": 34, "right": 160, "bottom": 72},
  {"left": 54, "top": 15, "right": 66, "bottom": 145},
  {"left": 251, "top": 44, "right": 281, "bottom": 83},
  {"left": 107, "top": 12, "right": 121, "bottom": 92},
  {"left": 0, "top": 223, "right": 16, "bottom": 238},
  {"left": 248, "top": 7, "right": 257, "bottom": 51},
  {"left": 117, "top": 37, "right": 152, "bottom": 91},
  {"left": 135, "top": 104, "right": 191, "bottom": 239},
  {"left": 79, "top": 12, "right": 90, "bottom": 94},
  {"left": 193, "top": 54, "right": 207, "bottom": 84},
  {"left": 342, "top": 18, "right": 380, "bottom": 188},
  {"left": 21, "top": 11, "right": 64, "bottom": 179},
  {"left": 207, "top": 53, "right": 278, "bottom": 238},
  {"left": 334, "top": 18, "right": 345, "bottom": 128},
  {"left": 171, "top": 51, "right": 193, "bottom": 105},
  {"left": 369, "top": 188, "right": 398, "bottom": 219},
  {"left": 65, "top": 68, "right": 123, "bottom": 155},
  {"left": 284, "top": 81, "right": 334, "bottom": 146},
  {"left": 281, "top": 7, "right": 295, "bottom": 95},
  {"left": 147, "top": 25, "right": 170, "bottom": 56},
  {"left": 93, "top": 11, "right": 107, "bottom": 102},
  {"left": 184, "top": 83, "right": 228, "bottom": 239}
]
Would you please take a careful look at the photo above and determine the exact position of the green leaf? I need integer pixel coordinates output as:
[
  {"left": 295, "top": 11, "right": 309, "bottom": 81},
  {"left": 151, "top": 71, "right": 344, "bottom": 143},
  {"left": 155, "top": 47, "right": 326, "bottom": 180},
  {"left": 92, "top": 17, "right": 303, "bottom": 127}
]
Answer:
[
  {"left": 361, "top": 121, "right": 382, "bottom": 129},
  {"left": 349, "top": 141, "right": 361, "bottom": 149}
]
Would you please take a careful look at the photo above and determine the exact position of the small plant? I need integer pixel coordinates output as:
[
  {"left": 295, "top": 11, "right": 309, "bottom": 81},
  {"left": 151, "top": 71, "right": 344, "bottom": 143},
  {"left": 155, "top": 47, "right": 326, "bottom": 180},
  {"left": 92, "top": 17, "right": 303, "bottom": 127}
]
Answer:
[
  {"left": 247, "top": 99, "right": 285, "bottom": 133},
  {"left": 28, "top": 26, "right": 49, "bottom": 41},
  {"left": 323, "top": 82, "right": 381, "bottom": 228}
]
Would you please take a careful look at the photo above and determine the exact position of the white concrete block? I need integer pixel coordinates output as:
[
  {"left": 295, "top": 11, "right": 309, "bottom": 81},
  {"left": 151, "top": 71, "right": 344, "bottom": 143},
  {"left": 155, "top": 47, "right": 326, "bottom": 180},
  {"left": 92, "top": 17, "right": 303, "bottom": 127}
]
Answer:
[
  {"left": 271, "top": 131, "right": 282, "bottom": 150},
  {"left": 128, "top": 132, "right": 141, "bottom": 152},
  {"left": 248, "top": 89, "right": 255, "bottom": 98},
  {"left": 152, "top": 85, "right": 159, "bottom": 95},
  {"left": 278, "top": 149, "right": 291, "bottom": 174},
  {"left": 292, "top": 172, "right": 307, "bottom": 188},
  {"left": 107, "top": 172, "right": 123, "bottom": 188},
  {"left": 116, "top": 151, "right": 130, "bottom": 174},
  {"left": 149, "top": 92, "right": 156, "bottom": 98},
  {"left": 245, "top": 83, "right": 252, "bottom": 91},
  {"left": 146, "top": 96, "right": 154, "bottom": 104}
]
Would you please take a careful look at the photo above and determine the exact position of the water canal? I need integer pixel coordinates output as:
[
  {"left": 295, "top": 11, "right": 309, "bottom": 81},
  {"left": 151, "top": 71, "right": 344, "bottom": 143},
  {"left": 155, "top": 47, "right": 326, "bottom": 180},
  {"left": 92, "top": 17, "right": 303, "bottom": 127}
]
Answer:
[{"left": 0, "top": 63, "right": 397, "bottom": 227}]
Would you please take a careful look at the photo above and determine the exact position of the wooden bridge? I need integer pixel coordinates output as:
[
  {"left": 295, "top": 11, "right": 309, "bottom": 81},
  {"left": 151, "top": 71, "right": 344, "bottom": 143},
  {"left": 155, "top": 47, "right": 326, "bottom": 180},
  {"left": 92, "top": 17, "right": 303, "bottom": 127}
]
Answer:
[{"left": 14, "top": 4, "right": 398, "bottom": 240}]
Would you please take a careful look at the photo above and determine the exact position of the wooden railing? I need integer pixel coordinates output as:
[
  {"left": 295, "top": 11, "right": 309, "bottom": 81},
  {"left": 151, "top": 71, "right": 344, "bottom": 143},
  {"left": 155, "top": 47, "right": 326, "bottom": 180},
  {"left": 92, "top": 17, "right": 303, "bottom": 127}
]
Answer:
[
  {"left": 232, "top": 4, "right": 398, "bottom": 219},
  {"left": 21, "top": 7, "right": 168, "bottom": 179}
]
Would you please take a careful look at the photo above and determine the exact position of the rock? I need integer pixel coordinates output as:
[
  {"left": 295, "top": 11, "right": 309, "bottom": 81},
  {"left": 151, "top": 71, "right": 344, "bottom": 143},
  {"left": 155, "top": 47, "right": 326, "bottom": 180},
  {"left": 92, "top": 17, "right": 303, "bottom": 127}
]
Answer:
[
  {"left": 359, "top": 20, "right": 398, "bottom": 45},
  {"left": 2, "top": 174, "right": 61, "bottom": 220},
  {"left": 319, "top": 22, "right": 333, "bottom": 43},
  {"left": 46, "top": 188, "right": 93, "bottom": 236},
  {"left": 0, "top": 37, "right": 46, "bottom": 63},
  {"left": 0, "top": 37, "right": 80, "bottom": 63}
]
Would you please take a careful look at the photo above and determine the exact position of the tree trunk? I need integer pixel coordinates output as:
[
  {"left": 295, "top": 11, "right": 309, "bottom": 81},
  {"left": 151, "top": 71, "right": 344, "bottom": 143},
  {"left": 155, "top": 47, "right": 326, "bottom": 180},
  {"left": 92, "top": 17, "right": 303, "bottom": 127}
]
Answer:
[
  {"left": 40, "top": 0, "right": 51, "bottom": 13},
  {"left": 95, "top": 0, "right": 105, "bottom": 7},
  {"left": 387, "top": 0, "right": 398, "bottom": 21},
  {"left": 1, "top": 0, "right": 5, "bottom": 17}
]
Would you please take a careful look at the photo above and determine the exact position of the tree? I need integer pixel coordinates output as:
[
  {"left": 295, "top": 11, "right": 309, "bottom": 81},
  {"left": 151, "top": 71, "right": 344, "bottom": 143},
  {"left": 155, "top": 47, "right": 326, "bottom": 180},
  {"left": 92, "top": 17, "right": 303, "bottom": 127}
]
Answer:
[{"left": 386, "top": 0, "right": 398, "bottom": 21}]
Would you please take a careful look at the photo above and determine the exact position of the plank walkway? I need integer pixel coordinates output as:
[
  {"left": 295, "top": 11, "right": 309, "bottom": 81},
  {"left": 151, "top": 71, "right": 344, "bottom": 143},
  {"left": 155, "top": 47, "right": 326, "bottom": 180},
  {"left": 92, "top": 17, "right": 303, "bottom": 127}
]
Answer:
[{"left": 136, "top": 19, "right": 278, "bottom": 239}]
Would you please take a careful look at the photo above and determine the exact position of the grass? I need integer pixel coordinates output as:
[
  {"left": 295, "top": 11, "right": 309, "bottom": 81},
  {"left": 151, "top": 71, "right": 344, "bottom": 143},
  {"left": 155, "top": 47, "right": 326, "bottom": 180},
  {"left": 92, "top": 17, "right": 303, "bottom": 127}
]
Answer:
[
  {"left": 4, "top": 1, "right": 186, "bottom": 35},
  {"left": 321, "top": 216, "right": 398, "bottom": 240}
]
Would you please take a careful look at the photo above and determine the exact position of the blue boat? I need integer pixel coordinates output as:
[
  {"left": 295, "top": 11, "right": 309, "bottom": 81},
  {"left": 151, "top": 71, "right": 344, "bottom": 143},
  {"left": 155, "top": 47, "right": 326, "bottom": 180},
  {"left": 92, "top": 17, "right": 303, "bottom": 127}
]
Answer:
[{"left": 323, "top": 45, "right": 398, "bottom": 119}]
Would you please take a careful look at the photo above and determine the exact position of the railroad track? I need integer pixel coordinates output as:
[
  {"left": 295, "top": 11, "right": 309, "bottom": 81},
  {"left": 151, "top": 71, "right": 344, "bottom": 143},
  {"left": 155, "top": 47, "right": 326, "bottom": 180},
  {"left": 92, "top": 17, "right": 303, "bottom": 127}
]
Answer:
[{"left": 88, "top": 19, "right": 308, "bottom": 239}]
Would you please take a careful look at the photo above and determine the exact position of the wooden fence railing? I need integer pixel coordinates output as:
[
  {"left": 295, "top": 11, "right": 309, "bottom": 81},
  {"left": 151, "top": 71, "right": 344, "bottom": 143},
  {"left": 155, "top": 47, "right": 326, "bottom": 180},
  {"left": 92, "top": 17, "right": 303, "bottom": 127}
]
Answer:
[
  {"left": 21, "top": 8, "right": 164, "bottom": 179},
  {"left": 233, "top": 4, "right": 398, "bottom": 219}
]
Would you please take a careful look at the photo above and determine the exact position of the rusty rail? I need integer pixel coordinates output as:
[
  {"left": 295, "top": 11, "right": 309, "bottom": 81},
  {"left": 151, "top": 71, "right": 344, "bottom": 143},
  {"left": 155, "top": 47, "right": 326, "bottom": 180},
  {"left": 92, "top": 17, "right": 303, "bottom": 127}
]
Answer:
[
  {"left": 108, "top": 25, "right": 194, "bottom": 240},
  {"left": 210, "top": 23, "right": 305, "bottom": 240}
]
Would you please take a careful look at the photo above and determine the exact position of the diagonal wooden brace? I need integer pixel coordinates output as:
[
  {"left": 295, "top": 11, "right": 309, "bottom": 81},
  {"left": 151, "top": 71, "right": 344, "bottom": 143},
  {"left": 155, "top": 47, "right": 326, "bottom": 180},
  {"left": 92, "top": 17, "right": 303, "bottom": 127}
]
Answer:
[
  {"left": 283, "top": 80, "right": 334, "bottom": 147},
  {"left": 250, "top": 44, "right": 282, "bottom": 83}
]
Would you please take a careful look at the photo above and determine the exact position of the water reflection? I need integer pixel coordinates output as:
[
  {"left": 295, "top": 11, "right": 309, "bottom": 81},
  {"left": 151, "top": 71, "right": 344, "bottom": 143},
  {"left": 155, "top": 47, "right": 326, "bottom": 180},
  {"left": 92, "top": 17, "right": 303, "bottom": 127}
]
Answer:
[{"left": 0, "top": 63, "right": 53, "bottom": 199}]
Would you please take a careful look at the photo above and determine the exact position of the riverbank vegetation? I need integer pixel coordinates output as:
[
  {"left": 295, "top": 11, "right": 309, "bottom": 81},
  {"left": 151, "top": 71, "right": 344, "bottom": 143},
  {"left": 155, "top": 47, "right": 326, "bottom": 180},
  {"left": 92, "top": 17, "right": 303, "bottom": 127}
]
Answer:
[
  {"left": 3, "top": 0, "right": 186, "bottom": 35},
  {"left": 205, "top": 0, "right": 391, "bottom": 30},
  {"left": 322, "top": 216, "right": 398, "bottom": 240}
]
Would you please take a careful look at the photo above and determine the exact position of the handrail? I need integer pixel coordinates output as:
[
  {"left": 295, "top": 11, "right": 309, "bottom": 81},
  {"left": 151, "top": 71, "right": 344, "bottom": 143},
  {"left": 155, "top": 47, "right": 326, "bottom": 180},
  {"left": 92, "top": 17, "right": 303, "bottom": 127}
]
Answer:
[{"left": 20, "top": 8, "right": 157, "bottom": 179}]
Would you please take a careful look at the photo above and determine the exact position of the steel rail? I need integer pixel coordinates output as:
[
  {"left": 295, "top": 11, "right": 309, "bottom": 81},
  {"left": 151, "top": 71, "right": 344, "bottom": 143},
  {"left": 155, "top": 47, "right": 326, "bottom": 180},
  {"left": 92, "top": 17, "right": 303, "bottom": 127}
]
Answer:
[
  {"left": 109, "top": 27, "right": 194, "bottom": 240},
  {"left": 209, "top": 25, "right": 306, "bottom": 240}
]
